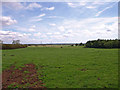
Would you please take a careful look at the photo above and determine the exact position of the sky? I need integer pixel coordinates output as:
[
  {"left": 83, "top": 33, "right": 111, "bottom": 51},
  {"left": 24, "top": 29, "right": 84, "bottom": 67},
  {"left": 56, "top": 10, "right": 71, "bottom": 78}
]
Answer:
[{"left": 0, "top": 2, "right": 118, "bottom": 44}]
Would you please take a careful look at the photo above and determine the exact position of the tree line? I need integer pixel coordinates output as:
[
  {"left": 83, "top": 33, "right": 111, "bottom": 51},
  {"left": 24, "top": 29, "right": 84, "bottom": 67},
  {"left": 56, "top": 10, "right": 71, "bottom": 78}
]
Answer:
[
  {"left": 85, "top": 39, "right": 120, "bottom": 48},
  {"left": 1, "top": 39, "right": 120, "bottom": 49}
]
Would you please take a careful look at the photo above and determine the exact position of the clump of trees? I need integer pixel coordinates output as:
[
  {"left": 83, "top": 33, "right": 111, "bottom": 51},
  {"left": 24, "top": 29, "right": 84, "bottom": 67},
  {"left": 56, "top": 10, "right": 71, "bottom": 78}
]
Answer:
[
  {"left": 1, "top": 40, "right": 28, "bottom": 50},
  {"left": 85, "top": 39, "right": 120, "bottom": 48},
  {"left": 12, "top": 40, "right": 20, "bottom": 44},
  {"left": 0, "top": 40, "right": 3, "bottom": 44}
]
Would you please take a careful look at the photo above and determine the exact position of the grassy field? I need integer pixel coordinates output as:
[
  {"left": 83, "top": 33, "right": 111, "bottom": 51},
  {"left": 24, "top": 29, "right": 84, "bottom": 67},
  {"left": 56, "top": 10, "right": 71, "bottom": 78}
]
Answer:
[{"left": 2, "top": 46, "right": 118, "bottom": 88}]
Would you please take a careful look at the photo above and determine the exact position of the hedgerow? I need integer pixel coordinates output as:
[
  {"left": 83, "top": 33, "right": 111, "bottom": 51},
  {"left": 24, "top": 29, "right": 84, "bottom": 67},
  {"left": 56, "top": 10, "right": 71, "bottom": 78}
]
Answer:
[{"left": 1, "top": 44, "right": 27, "bottom": 50}]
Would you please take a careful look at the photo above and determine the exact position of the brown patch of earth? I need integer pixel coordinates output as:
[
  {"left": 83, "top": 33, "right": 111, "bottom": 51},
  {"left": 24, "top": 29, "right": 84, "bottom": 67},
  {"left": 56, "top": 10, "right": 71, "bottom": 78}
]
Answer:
[
  {"left": 80, "top": 69, "right": 88, "bottom": 71},
  {"left": 10, "top": 55, "right": 15, "bottom": 56},
  {"left": 78, "top": 68, "right": 88, "bottom": 71},
  {"left": 2, "top": 64, "right": 46, "bottom": 89}
]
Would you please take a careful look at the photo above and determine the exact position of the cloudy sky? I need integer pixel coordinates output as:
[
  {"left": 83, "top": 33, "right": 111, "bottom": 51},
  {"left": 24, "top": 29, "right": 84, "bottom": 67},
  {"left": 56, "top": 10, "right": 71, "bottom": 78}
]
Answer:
[{"left": 1, "top": 2, "right": 118, "bottom": 44}]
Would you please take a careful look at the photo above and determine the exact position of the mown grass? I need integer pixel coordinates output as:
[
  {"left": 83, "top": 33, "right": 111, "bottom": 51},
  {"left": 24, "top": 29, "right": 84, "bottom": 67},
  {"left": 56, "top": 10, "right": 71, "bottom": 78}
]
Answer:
[{"left": 2, "top": 46, "right": 118, "bottom": 88}]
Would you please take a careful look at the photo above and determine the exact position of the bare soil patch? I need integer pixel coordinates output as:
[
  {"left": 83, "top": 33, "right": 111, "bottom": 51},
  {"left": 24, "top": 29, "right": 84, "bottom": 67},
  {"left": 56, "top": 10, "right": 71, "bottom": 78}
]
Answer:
[{"left": 2, "top": 64, "right": 46, "bottom": 89}]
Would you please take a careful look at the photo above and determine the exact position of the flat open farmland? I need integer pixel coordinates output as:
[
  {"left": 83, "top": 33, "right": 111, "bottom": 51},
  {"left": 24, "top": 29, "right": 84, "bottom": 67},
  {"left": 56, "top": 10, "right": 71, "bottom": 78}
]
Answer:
[{"left": 2, "top": 46, "right": 118, "bottom": 88}]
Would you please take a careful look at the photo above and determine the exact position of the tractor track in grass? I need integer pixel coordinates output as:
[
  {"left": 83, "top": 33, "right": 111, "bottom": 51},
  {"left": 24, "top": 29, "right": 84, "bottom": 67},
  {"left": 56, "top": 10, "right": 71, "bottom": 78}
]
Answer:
[{"left": 2, "top": 64, "right": 46, "bottom": 89}]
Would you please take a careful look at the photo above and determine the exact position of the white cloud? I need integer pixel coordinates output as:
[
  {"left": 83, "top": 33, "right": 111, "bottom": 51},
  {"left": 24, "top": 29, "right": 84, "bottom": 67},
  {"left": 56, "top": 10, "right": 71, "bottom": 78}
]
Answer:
[
  {"left": 47, "top": 16, "right": 57, "bottom": 18},
  {"left": 95, "top": 3, "right": 116, "bottom": 16},
  {"left": 67, "top": 2, "right": 87, "bottom": 8},
  {"left": 47, "top": 33, "right": 52, "bottom": 35},
  {"left": 33, "top": 32, "right": 41, "bottom": 37},
  {"left": 32, "top": 25, "right": 36, "bottom": 28},
  {"left": 25, "top": 3, "right": 42, "bottom": 10},
  {"left": 28, "top": 25, "right": 36, "bottom": 32},
  {"left": 67, "top": 2, "right": 113, "bottom": 12},
  {"left": 30, "top": 14, "right": 45, "bottom": 22},
  {"left": 55, "top": 17, "right": 118, "bottom": 42},
  {"left": 41, "top": 34, "right": 47, "bottom": 38},
  {"left": 50, "top": 35, "right": 63, "bottom": 39},
  {"left": 67, "top": 2, "right": 108, "bottom": 8},
  {"left": 29, "top": 28, "right": 36, "bottom": 32},
  {"left": 2, "top": 17, "right": 117, "bottom": 43},
  {"left": 96, "top": 7, "right": 111, "bottom": 17},
  {"left": 30, "top": 18, "right": 43, "bottom": 22},
  {"left": 66, "top": 30, "right": 73, "bottom": 34},
  {"left": 3, "top": 2, "right": 24, "bottom": 10},
  {"left": 49, "top": 23, "right": 56, "bottom": 26},
  {"left": 54, "top": 32, "right": 60, "bottom": 35},
  {"left": 34, "top": 19, "right": 43, "bottom": 22},
  {"left": 0, "top": 30, "right": 31, "bottom": 44},
  {"left": 46, "top": 7, "right": 55, "bottom": 10},
  {"left": 34, "top": 33, "right": 47, "bottom": 38},
  {"left": 67, "top": 3, "right": 75, "bottom": 7},
  {"left": 86, "top": 6, "right": 96, "bottom": 9},
  {"left": 38, "top": 13, "right": 46, "bottom": 17},
  {"left": 92, "top": 2, "right": 106, "bottom": 5},
  {"left": 47, "top": 16, "right": 64, "bottom": 19},
  {"left": 48, "top": 17, "right": 117, "bottom": 42},
  {"left": 3, "top": 2, "right": 42, "bottom": 10},
  {"left": 0, "top": 31, "right": 11, "bottom": 35},
  {"left": 63, "top": 33, "right": 73, "bottom": 37},
  {"left": 1, "top": 16, "right": 17, "bottom": 26},
  {"left": 13, "top": 25, "right": 37, "bottom": 32},
  {"left": 58, "top": 26, "right": 65, "bottom": 32},
  {"left": 42, "top": 7, "right": 55, "bottom": 11}
]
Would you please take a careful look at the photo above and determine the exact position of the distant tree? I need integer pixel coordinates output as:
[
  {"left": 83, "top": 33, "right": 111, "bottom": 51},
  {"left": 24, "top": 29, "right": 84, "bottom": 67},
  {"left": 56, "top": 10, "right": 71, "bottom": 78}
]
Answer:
[
  {"left": 0, "top": 40, "right": 3, "bottom": 44},
  {"left": 75, "top": 43, "right": 78, "bottom": 46},
  {"left": 12, "top": 40, "right": 20, "bottom": 44},
  {"left": 79, "top": 42, "right": 83, "bottom": 46}
]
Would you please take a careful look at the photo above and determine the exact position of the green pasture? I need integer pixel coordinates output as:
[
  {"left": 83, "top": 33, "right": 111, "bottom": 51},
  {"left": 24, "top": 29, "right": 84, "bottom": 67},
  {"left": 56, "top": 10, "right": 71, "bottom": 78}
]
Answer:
[{"left": 2, "top": 46, "right": 118, "bottom": 88}]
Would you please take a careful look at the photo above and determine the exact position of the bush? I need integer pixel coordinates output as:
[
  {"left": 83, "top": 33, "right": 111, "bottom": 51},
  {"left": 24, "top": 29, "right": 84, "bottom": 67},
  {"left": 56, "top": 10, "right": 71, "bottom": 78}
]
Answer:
[{"left": 2, "top": 44, "right": 28, "bottom": 50}]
